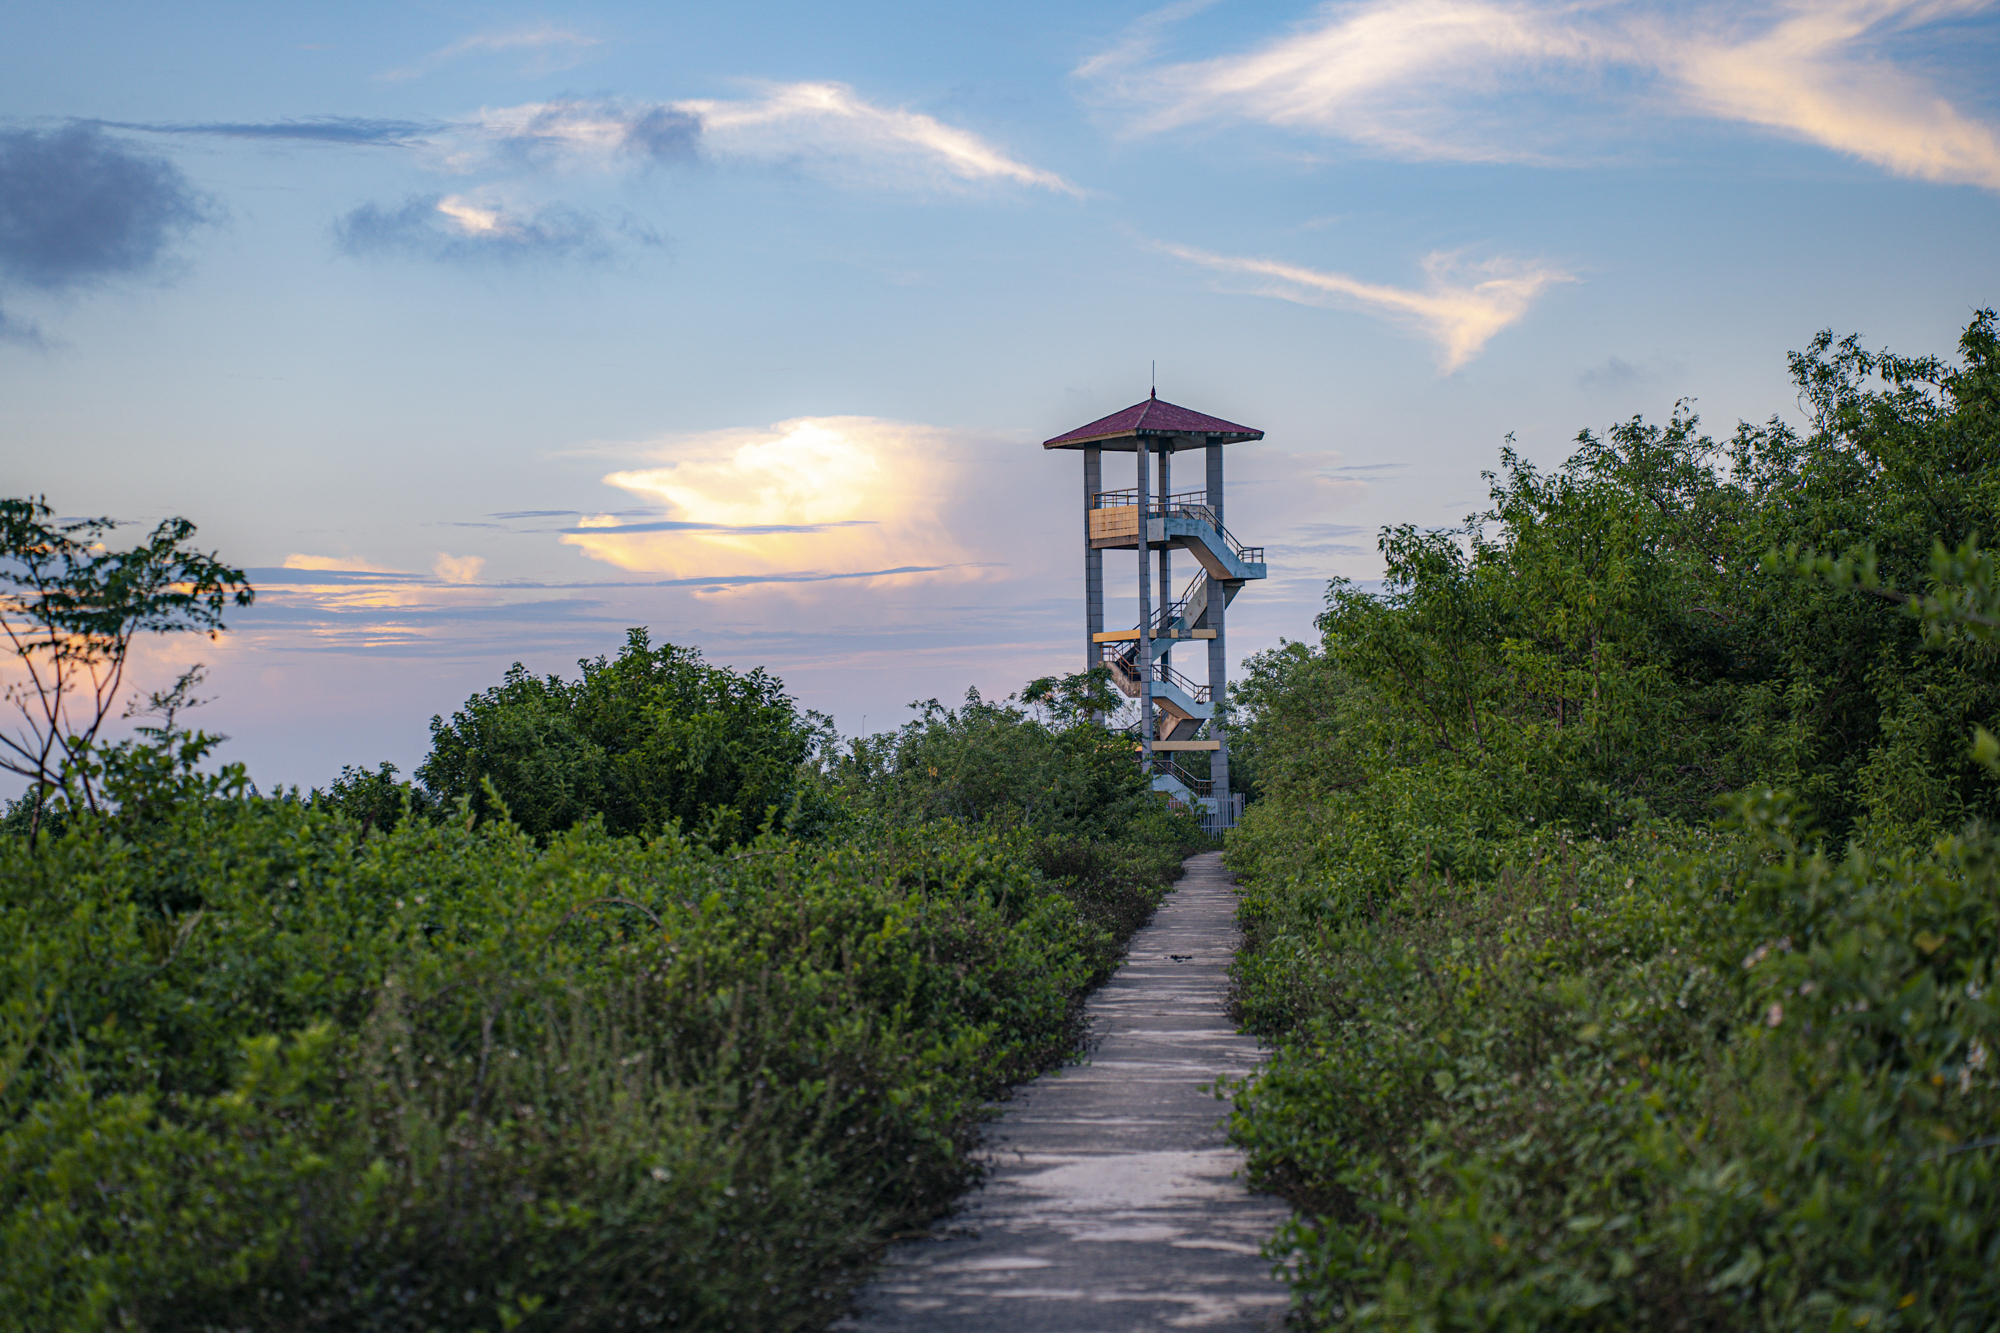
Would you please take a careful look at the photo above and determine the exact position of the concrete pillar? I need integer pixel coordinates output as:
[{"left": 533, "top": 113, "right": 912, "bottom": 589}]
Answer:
[
  {"left": 1084, "top": 447, "right": 1103, "bottom": 682},
  {"left": 1206, "top": 440, "right": 1230, "bottom": 809},
  {"left": 1136, "top": 439, "right": 1153, "bottom": 765},
  {"left": 1157, "top": 440, "right": 1171, "bottom": 682}
]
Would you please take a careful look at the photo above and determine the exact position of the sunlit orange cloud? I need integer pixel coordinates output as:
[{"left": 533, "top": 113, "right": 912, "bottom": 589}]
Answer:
[
  {"left": 563, "top": 416, "right": 998, "bottom": 587},
  {"left": 282, "top": 553, "right": 410, "bottom": 574}
]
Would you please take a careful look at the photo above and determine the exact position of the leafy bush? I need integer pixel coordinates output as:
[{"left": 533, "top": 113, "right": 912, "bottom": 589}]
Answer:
[
  {"left": 834, "top": 685, "right": 1210, "bottom": 848},
  {"left": 1228, "top": 799, "right": 1999, "bottom": 1329},
  {"left": 416, "top": 628, "right": 841, "bottom": 845},
  {"left": 0, "top": 442, "right": 1219, "bottom": 1329},
  {"left": 1222, "top": 311, "right": 2000, "bottom": 1328},
  {"left": 0, "top": 786, "right": 1150, "bottom": 1330}
]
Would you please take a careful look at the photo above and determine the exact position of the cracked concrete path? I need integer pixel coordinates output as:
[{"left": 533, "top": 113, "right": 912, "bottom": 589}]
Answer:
[{"left": 838, "top": 851, "right": 1293, "bottom": 1332}]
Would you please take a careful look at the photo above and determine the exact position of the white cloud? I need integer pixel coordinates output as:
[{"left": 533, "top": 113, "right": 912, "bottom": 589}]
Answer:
[
  {"left": 434, "top": 196, "right": 506, "bottom": 235},
  {"left": 1651, "top": 2, "right": 2000, "bottom": 190},
  {"left": 1113, "top": 0, "right": 1608, "bottom": 159},
  {"left": 1088, "top": 0, "right": 2000, "bottom": 189},
  {"left": 381, "top": 25, "right": 599, "bottom": 82},
  {"left": 1160, "top": 241, "right": 1575, "bottom": 369},
  {"left": 453, "top": 86, "right": 1076, "bottom": 192},
  {"left": 432, "top": 553, "right": 487, "bottom": 583},
  {"left": 563, "top": 416, "right": 998, "bottom": 584},
  {"left": 688, "top": 82, "right": 1079, "bottom": 193}
]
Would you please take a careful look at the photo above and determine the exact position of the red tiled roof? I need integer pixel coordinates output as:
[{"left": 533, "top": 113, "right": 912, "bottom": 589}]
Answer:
[{"left": 1042, "top": 393, "right": 1263, "bottom": 448}]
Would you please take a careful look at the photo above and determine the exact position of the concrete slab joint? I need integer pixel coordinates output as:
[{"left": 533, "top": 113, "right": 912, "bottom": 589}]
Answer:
[{"left": 838, "top": 853, "right": 1293, "bottom": 1332}]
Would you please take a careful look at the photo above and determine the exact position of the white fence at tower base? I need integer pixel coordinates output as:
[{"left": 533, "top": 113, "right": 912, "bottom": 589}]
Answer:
[{"left": 1197, "top": 792, "right": 1246, "bottom": 836}]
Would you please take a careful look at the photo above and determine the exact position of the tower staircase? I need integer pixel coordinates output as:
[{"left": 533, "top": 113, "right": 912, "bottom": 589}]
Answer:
[{"left": 1089, "top": 491, "right": 1266, "bottom": 808}]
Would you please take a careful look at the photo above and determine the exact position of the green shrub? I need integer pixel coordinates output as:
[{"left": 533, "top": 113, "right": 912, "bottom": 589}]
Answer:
[
  {"left": 0, "top": 782, "right": 1170, "bottom": 1330},
  {"left": 834, "top": 686, "right": 1210, "bottom": 848},
  {"left": 416, "top": 628, "right": 840, "bottom": 845},
  {"left": 1221, "top": 312, "right": 2000, "bottom": 1328},
  {"left": 1227, "top": 798, "right": 1999, "bottom": 1329}
]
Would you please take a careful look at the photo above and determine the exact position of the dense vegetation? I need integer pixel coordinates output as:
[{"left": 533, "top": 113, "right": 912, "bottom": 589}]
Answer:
[
  {"left": 1223, "top": 312, "right": 2000, "bottom": 1328},
  {"left": 0, "top": 504, "right": 1204, "bottom": 1331}
]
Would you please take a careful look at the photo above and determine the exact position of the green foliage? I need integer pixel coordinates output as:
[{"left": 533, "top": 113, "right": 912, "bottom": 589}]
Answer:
[
  {"left": 1228, "top": 802, "right": 1999, "bottom": 1330},
  {"left": 311, "top": 760, "right": 435, "bottom": 834},
  {"left": 0, "top": 776, "right": 1153, "bottom": 1330},
  {"left": 1, "top": 563, "right": 1200, "bottom": 1333},
  {"left": 1021, "top": 665, "right": 1122, "bottom": 726},
  {"left": 416, "top": 627, "right": 839, "bottom": 846},
  {"left": 1223, "top": 311, "right": 2000, "bottom": 1328},
  {"left": 834, "top": 685, "right": 1208, "bottom": 847}
]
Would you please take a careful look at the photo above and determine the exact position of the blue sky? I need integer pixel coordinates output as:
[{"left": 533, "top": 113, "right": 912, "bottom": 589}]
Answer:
[{"left": 4, "top": 0, "right": 1998, "bottom": 788}]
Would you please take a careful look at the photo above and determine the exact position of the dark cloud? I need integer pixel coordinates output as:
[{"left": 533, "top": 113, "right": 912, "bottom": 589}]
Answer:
[
  {"left": 1578, "top": 355, "right": 1652, "bottom": 390},
  {"left": 247, "top": 567, "right": 428, "bottom": 586},
  {"left": 1328, "top": 463, "right": 1405, "bottom": 473},
  {"left": 333, "top": 195, "right": 660, "bottom": 263},
  {"left": 0, "top": 124, "right": 206, "bottom": 292},
  {"left": 620, "top": 106, "right": 701, "bottom": 163},
  {"left": 488, "top": 509, "right": 658, "bottom": 520},
  {"left": 104, "top": 116, "right": 432, "bottom": 146}
]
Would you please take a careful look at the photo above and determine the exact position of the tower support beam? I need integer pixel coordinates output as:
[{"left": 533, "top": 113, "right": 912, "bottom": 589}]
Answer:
[
  {"left": 1136, "top": 441, "right": 1153, "bottom": 764},
  {"left": 1206, "top": 442, "right": 1230, "bottom": 810},
  {"left": 1157, "top": 440, "right": 1172, "bottom": 700},
  {"left": 1084, "top": 447, "right": 1103, "bottom": 686}
]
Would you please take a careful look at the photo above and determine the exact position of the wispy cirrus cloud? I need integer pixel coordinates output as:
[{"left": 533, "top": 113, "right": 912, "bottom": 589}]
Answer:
[
  {"left": 684, "top": 82, "right": 1079, "bottom": 193},
  {"left": 1159, "top": 240, "right": 1574, "bottom": 369},
  {"left": 380, "top": 24, "right": 601, "bottom": 82},
  {"left": 1653, "top": 1, "right": 2000, "bottom": 189},
  {"left": 452, "top": 85, "right": 1075, "bottom": 193},
  {"left": 103, "top": 116, "right": 432, "bottom": 146},
  {"left": 1088, "top": 0, "right": 2000, "bottom": 190},
  {"left": 98, "top": 84, "right": 1065, "bottom": 193}
]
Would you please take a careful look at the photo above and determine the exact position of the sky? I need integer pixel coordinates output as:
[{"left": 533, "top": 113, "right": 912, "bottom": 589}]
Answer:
[{"left": 3, "top": 0, "right": 1998, "bottom": 790}]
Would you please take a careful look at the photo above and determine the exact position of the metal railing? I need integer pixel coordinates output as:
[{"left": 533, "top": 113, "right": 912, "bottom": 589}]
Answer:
[
  {"left": 1153, "top": 658, "right": 1210, "bottom": 703},
  {"left": 1216, "top": 522, "right": 1262, "bottom": 565},
  {"left": 1092, "top": 490, "right": 1262, "bottom": 566},
  {"left": 1147, "top": 755, "right": 1214, "bottom": 797},
  {"left": 1093, "top": 487, "right": 1209, "bottom": 511},
  {"left": 1097, "top": 643, "right": 1211, "bottom": 704}
]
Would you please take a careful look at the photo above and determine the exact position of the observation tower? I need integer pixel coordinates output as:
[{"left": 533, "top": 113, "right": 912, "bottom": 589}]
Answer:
[{"left": 1043, "top": 391, "right": 1267, "bottom": 828}]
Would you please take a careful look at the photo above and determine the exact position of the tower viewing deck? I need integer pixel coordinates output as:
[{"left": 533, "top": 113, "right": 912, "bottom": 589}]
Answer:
[{"left": 1043, "top": 392, "right": 1268, "bottom": 828}]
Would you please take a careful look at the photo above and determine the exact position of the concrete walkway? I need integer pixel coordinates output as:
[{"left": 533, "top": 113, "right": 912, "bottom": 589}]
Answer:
[{"left": 838, "top": 851, "right": 1293, "bottom": 1332}]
